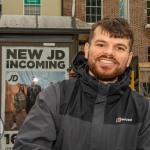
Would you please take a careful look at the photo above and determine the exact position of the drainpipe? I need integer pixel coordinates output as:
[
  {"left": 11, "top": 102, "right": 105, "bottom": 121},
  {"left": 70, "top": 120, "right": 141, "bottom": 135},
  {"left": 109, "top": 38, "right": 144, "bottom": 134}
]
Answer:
[
  {"left": 61, "top": 0, "right": 63, "bottom": 15},
  {"left": 72, "top": 0, "right": 75, "bottom": 17},
  {"left": 72, "top": 0, "right": 76, "bottom": 28},
  {"left": 35, "top": 14, "right": 38, "bottom": 28}
]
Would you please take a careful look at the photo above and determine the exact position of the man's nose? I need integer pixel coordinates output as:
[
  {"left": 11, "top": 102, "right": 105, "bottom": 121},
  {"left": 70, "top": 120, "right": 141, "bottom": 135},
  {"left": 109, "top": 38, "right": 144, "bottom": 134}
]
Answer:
[{"left": 104, "top": 45, "right": 114, "bottom": 55}]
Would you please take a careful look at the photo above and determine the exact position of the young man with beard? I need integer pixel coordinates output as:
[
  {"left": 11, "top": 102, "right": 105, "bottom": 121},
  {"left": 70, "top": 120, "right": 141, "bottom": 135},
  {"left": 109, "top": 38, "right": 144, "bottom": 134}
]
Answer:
[{"left": 13, "top": 18, "right": 150, "bottom": 150}]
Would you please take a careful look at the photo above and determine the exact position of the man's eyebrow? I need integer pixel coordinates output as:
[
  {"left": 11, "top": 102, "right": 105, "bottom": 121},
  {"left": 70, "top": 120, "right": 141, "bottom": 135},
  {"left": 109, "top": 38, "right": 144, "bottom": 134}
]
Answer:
[
  {"left": 116, "top": 44, "right": 128, "bottom": 49},
  {"left": 94, "top": 40, "right": 129, "bottom": 49},
  {"left": 95, "top": 39, "right": 106, "bottom": 43}
]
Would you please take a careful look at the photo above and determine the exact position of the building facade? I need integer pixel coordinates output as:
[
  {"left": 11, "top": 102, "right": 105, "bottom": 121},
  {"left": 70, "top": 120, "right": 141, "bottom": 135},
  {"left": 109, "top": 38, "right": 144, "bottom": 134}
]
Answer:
[
  {"left": 1, "top": 0, "right": 149, "bottom": 62},
  {"left": 0, "top": 0, "right": 150, "bottom": 93},
  {"left": 63, "top": 0, "right": 150, "bottom": 63},
  {"left": 1, "top": 1, "right": 150, "bottom": 148},
  {"left": 1, "top": 0, "right": 62, "bottom": 16}
]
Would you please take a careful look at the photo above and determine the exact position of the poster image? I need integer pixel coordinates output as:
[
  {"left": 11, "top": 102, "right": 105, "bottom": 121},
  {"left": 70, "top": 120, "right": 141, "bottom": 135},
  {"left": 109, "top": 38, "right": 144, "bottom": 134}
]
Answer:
[{"left": 0, "top": 46, "right": 69, "bottom": 150}]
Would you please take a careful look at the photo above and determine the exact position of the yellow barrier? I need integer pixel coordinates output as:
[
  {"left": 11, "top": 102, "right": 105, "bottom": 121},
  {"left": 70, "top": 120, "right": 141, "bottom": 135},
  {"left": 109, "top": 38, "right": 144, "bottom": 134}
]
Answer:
[{"left": 130, "top": 70, "right": 134, "bottom": 90}]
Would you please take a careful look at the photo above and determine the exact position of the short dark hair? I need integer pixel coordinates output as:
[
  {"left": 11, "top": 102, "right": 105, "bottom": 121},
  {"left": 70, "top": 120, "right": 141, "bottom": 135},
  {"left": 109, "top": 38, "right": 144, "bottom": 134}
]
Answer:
[{"left": 88, "top": 17, "right": 134, "bottom": 52}]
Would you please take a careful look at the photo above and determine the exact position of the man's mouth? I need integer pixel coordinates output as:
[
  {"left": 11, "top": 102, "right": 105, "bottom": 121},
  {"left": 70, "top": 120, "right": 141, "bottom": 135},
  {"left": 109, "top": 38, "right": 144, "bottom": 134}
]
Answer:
[{"left": 100, "top": 59, "right": 115, "bottom": 64}]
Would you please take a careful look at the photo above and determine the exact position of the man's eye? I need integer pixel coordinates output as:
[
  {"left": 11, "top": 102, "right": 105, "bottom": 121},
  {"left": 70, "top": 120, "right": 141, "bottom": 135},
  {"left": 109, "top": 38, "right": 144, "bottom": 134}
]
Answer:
[
  {"left": 97, "top": 44, "right": 105, "bottom": 47},
  {"left": 116, "top": 47, "right": 126, "bottom": 51}
]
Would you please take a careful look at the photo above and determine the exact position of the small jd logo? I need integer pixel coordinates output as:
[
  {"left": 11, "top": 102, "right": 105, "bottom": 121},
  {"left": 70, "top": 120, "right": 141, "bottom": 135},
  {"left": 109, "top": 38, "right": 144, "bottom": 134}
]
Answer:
[
  {"left": 7, "top": 72, "right": 20, "bottom": 85},
  {"left": 8, "top": 75, "right": 18, "bottom": 82}
]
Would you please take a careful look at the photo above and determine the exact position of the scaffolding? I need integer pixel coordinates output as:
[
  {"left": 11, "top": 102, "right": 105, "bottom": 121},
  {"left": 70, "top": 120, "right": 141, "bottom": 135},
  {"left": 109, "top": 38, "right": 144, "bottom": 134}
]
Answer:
[{"left": 139, "top": 62, "right": 150, "bottom": 98}]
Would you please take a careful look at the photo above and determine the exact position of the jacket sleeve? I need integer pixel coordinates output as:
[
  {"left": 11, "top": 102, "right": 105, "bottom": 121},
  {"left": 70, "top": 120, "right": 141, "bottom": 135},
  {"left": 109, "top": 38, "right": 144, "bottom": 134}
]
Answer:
[
  {"left": 13, "top": 84, "right": 60, "bottom": 150},
  {"left": 137, "top": 101, "right": 150, "bottom": 150}
]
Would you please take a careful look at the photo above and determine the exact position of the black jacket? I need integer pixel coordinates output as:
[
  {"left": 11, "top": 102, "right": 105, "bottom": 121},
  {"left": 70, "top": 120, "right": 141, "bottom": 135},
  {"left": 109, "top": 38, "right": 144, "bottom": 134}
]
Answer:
[
  {"left": 26, "top": 84, "right": 41, "bottom": 113},
  {"left": 13, "top": 51, "right": 150, "bottom": 150}
]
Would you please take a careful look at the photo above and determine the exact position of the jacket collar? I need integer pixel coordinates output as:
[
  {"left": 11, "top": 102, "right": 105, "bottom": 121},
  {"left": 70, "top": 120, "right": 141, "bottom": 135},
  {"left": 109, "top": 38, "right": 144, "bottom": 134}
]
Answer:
[{"left": 72, "top": 51, "right": 132, "bottom": 103}]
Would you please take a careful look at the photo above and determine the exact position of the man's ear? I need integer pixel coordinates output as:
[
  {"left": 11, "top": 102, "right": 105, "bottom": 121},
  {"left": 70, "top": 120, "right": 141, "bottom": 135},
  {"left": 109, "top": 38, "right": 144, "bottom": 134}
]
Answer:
[
  {"left": 84, "top": 42, "right": 89, "bottom": 59},
  {"left": 126, "top": 52, "right": 133, "bottom": 67}
]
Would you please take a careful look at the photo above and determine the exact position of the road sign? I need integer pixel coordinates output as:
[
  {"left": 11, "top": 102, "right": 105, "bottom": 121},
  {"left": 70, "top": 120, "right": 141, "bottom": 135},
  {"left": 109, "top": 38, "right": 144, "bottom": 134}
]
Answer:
[{"left": 24, "top": 0, "right": 40, "bottom": 5}]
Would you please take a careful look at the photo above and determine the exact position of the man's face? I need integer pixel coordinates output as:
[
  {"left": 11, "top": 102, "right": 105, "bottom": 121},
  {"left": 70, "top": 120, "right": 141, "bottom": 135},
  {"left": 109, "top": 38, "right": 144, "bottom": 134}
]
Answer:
[
  {"left": 84, "top": 27, "right": 133, "bottom": 83},
  {"left": 31, "top": 78, "right": 37, "bottom": 84}
]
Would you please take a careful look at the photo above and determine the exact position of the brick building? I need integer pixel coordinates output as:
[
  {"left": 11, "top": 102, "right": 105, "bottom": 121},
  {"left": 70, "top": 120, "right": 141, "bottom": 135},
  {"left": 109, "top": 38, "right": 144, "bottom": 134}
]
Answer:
[
  {"left": 0, "top": 0, "right": 149, "bottom": 61},
  {"left": 62, "top": 0, "right": 150, "bottom": 94},
  {"left": 62, "top": 0, "right": 150, "bottom": 62},
  {"left": 0, "top": 0, "right": 150, "bottom": 93}
]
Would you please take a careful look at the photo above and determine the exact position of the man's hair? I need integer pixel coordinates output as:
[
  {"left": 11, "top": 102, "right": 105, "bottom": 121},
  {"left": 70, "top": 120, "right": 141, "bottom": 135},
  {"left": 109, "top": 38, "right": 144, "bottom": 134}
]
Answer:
[{"left": 88, "top": 17, "right": 134, "bottom": 52}]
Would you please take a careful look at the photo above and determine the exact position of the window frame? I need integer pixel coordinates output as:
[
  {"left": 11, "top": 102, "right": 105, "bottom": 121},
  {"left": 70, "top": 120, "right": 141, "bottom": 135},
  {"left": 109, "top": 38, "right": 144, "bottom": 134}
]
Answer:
[
  {"left": 148, "top": 47, "right": 150, "bottom": 62},
  {"left": 85, "top": 0, "right": 102, "bottom": 24},
  {"left": 147, "top": 0, "right": 150, "bottom": 24},
  {"left": 24, "top": 0, "right": 41, "bottom": 16},
  {"left": 119, "top": 0, "right": 130, "bottom": 22}
]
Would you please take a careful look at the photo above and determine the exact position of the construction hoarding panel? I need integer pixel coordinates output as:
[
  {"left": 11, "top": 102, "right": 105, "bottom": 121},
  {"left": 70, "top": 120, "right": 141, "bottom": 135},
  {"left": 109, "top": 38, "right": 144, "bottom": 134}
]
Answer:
[{"left": 0, "top": 46, "right": 69, "bottom": 150}]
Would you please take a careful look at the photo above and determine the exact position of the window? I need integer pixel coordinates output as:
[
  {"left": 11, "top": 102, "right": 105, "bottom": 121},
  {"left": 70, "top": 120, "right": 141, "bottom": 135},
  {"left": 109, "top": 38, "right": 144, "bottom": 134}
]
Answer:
[
  {"left": 148, "top": 47, "right": 150, "bottom": 62},
  {"left": 24, "top": 0, "right": 41, "bottom": 16},
  {"left": 119, "top": 0, "right": 125, "bottom": 18},
  {"left": 139, "top": 62, "right": 150, "bottom": 97},
  {"left": 147, "top": 0, "right": 150, "bottom": 24},
  {"left": 119, "top": 0, "right": 129, "bottom": 21},
  {"left": 85, "top": 0, "right": 101, "bottom": 23}
]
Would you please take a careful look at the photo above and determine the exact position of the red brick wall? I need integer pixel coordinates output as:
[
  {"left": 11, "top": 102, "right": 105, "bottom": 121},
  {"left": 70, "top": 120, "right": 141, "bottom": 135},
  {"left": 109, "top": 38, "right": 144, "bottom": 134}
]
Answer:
[
  {"left": 130, "top": 0, "right": 148, "bottom": 61},
  {"left": 75, "top": 0, "right": 85, "bottom": 21},
  {"left": 103, "top": 0, "right": 119, "bottom": 18},
  {"left": 62, "top": 0, "right": 150, "bottom": 62},
  {"left": 62, "top": 0, "right": 85, "bottom": 21},
  {"left": 62, "top": 0, "right": 72, "bottom": 16}
]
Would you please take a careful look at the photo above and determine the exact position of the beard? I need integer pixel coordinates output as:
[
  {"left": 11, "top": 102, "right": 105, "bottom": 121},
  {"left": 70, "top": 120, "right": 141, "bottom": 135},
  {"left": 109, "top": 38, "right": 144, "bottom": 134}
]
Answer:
[{"left": 88, "top": 55, "right": 126, "bottom": 82}]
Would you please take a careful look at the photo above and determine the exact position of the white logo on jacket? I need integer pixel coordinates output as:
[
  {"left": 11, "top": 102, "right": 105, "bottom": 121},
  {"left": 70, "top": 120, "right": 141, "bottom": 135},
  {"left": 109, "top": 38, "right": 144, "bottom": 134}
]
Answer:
[{"left": 116, "top": 117, "right": 132, "bottom": 123}]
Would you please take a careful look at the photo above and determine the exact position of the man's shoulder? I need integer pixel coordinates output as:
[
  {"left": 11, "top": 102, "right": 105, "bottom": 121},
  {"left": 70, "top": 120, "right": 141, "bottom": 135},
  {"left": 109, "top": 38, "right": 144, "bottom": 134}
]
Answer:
[
  {"left": 131, "top": 90, "right": 149, "bottom": 104},
  {"left": 27, "top": 85, "right": 32, "bottom": 89},
  {"left": 59, "top": 78, "right": 77, "bottom": 87},
  {"left": 35, "top": 84, "right": 41, "bottom": 87},
  {"left": 131, "top": 90, "right": 150, "bottom": 116},
  {"left": 40, "top": 78, "right": 77, "bottom": 100},
  {"left": 45, "top": 78, "right": 77, "bottom": 91}
]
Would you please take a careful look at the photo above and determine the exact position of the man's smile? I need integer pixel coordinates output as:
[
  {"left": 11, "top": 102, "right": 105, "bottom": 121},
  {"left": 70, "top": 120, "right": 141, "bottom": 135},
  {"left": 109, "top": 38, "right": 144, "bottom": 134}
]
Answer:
[{"left": 100, "top": 59, "right": 115, "bottom": 64}]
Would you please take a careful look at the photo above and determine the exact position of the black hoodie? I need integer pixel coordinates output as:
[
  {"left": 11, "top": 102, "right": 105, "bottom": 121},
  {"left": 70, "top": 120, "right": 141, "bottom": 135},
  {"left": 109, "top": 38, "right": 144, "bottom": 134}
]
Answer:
[{"left": 13, "top": 51, "right": 150, "bottom": 150}]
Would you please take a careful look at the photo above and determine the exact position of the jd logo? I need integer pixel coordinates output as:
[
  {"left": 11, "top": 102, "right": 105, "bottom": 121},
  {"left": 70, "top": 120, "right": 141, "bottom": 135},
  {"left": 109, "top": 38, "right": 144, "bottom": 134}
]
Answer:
[
  {"left": 8, "top": 75, "right": 18, "bottom": 82},
  {"left": 7, "top": 72, "right": 20, "bottom": 85}
]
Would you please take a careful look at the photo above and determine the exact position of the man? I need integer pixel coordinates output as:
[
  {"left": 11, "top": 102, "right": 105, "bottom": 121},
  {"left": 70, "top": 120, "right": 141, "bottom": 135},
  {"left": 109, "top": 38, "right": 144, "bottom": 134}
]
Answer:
[
  {"left": 26, "top": 76, "right": 41, "bottom": 114},
  {"left": 67, "top": 66, "right": 78, "bottom": 78},
  {"left": 13, "top": 18, "right": 150, "bottom": 150}
]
